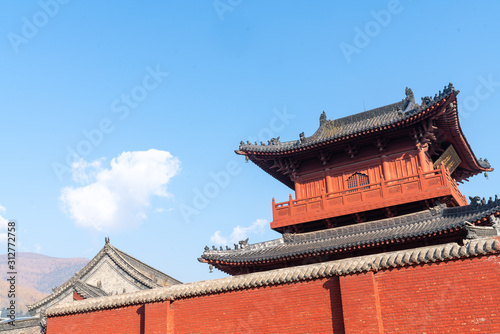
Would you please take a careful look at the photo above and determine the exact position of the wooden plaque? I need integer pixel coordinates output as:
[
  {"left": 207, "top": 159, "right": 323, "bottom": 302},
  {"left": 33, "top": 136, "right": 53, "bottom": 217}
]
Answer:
[{"left": 433, "top": 145, "right": 461, "bottom": 173}]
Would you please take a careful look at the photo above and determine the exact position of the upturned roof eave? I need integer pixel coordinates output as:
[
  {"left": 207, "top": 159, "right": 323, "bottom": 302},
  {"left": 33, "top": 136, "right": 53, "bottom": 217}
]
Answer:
[
  {"left": 237, "top": 89, "right": 492, "bottom": 185},
  {"left": 442, "top": 97, "right": 493, "bottom": 177},
  {"left": 202, "top": 228, "right": 463, "bottom": 267},
  {"left": 201, "top": 200, "right": 500, "bottom": 269},
  {"left": 237, "top": 97, "right": 438, "bottom": 157}
]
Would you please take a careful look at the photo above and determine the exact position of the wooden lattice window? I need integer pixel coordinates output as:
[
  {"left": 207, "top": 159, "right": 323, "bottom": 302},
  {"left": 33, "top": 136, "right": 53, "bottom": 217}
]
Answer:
[{"left": 347, "top": 173, "right": 369, "bottom": 192}]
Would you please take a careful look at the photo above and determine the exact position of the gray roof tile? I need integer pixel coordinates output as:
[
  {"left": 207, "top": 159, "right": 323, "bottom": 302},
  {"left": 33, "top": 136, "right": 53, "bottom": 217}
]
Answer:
[
  {"left": 238, "top": 85, "right": 456, "bottom": 154},
  {"left": 201, "top": 198, "right": 500, "bottom": 264}
]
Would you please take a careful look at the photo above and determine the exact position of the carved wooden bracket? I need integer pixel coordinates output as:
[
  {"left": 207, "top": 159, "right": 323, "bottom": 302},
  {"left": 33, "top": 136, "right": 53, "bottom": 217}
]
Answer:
[
  {"left": 345, "top": 144, "right": 359, "bottom": 159},
  {"left": 375, "top": 137, "right": 388, "bottom": 152},
  {"left": 411, "top": 118, "right": 441, "bottom": 149},
  {"left": 318, "top": 150, "right": 333, "bottom": 165},
  {"left": 270, "top": 158, "right": 301, "bottom": 177}
]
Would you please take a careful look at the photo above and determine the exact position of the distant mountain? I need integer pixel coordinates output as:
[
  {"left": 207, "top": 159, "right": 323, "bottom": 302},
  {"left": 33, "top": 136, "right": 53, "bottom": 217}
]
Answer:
[
  {"left": 0, "top": 252, "right": 88, "bottom": 313},
  {"left": 0, "top": 280, "right": 47, "bottom": 315}
]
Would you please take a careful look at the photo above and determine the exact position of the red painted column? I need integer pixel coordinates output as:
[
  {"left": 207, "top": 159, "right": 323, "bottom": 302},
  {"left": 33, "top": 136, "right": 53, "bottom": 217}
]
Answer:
[
  {"left": 417, "top": 146, "right": 432, "bottom": 172},
  {"left": 339, "top": 271, "right": 384, "bottom": 334},
  {"left": 381, "top": 156, "right": 392, "bottom": 180}
]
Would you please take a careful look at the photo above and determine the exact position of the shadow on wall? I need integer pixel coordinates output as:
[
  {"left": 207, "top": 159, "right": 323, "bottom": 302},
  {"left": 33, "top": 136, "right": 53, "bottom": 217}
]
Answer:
[
  {"left": 323, "top": 277, "right": 346, "bottom": 334},
  {"left": 137, "top": 304, "right": 145, "bottom": 334}
]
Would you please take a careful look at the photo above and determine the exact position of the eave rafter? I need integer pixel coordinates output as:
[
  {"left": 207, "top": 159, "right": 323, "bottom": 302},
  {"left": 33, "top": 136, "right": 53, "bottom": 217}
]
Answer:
[{"left": 269, "top": 157, "right": 301, "bottom": 178}]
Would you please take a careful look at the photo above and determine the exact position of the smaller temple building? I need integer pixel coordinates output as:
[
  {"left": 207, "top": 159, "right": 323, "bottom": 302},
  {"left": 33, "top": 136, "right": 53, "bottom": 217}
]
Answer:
[{"left": 0, "top": 239, "right": 180, "bottom": 334}]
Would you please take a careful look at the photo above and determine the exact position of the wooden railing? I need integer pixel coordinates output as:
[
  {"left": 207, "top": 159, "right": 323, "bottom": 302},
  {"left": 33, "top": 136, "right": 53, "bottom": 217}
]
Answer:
[{"left": 271, "top": 164, "right": 467, "bottom": 229}]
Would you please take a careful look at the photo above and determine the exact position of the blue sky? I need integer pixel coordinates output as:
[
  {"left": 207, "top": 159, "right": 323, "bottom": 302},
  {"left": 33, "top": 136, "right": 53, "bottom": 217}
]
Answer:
[{"left": 0, "top": 1, "right": 499, "bottom": 283}]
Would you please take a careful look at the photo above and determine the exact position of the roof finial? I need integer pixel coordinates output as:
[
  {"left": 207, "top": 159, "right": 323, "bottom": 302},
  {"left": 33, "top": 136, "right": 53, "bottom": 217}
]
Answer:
[
  {"left": 299, "top": 132, "right": 305, "bottom": 143},
  {"left": 320, "top": 111, "right": 327, "bottom": 126},
  {"left": 238, "top": 238, "right": 249, "bottom": 249},
  {"left": 105, "top": 237, "right": 110, "bottom": 244},
  {"left": 405, "top": 87, "right": 414, "bottom": 103}
]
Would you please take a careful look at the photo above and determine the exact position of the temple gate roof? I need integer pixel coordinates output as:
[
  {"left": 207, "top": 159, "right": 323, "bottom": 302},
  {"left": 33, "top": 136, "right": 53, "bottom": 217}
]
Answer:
[
  {"left": 236, "top": 84, "right": 492, "bottom": 187},
  {"left": 200, "top": 196, "right": 500, "bottom": 275}
]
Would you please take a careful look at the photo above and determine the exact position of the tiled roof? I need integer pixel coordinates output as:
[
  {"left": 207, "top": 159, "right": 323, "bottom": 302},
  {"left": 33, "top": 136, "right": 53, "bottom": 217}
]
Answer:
[
  {"left": 28, "top": 242, "right": 181, "bottom": 313},
  {"left": 0, "top": 317, "right": 40, "bottom": 331},
  {"left": 235, "top": 84, "right": 492, "bottom": 187},
  {"left": 46, "top": 237, "right": 500, "bottom": 317},
  {"left": 73, "top": 280, "right": 107, "bottom": 299},
  {"left": 200, "top": 198, "right": 500, "bottom": 265},
  {"left": 112, "top": 246, "right": 181, "bottom": 286},
  {"left": 237, "top": 85, "right": 450, "bottom": 154}
]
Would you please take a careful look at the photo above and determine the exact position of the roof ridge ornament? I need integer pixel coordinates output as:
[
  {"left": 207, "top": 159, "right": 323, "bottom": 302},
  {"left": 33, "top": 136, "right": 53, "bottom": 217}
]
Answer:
[
  {"left": 299, "top": 132, "right": 305, "bottom": 143},
  {"left": 238, "top": 238, "right": 249, "bottom": 249},
  {"left": 429, "top": 202, "right": 446, "bottom": 216},
  {"left": 405, "top": 87, "right": 415, "bottom": 103},
  {"left": 464, "top": 220, "right": 499, "bottom": 239},
  {"left": 419, "top": 83, "right": 457, "bottom": 110},
  {"left": 269, "top": 137, "right": 280, "bottom": 145},
  {"left": 490, "top": 214, "right": 500, "bottom": 233},
  {"left": 319, "top": 111, "right": 327, "bottom": 126}
]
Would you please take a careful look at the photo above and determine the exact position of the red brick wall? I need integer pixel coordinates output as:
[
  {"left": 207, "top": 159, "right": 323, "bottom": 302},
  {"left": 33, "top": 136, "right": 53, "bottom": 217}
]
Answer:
[
  {"left": 172, "top": 278, "right": 345, "bottom": 334},
  {"left": 339, "top": 271, "right": 383, "bottom": 333},
  {"left": 47, "top": 301, "right": 170, "bottom": 334},
  {"left": 376, "top": 254, "right": 500, "bottom": 334},
  {"left": 46, "top": 253, "right": 500, "bottom": 334}
]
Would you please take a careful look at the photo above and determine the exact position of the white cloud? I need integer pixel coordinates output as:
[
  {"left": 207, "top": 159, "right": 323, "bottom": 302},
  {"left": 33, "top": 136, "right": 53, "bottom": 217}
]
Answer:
[
  {"left": 71, "top": 158, "right": 104, "bottom": 185},
  {"left": 210, "top": 231, "right": 228, "bottom": 245},
  {"left": 210, "top": 219, "right": 267, "bottom": 246},
  {"left": 60, "top": 149, "right": 181, "bottom": 231}
]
